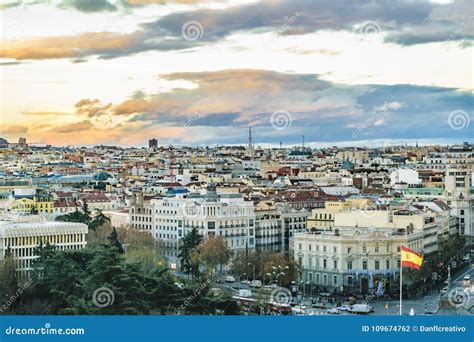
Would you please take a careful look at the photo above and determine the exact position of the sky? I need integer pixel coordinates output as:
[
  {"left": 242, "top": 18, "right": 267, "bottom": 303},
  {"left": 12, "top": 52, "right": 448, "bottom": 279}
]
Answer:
[{"left": 0, "top": 0, "right": 473, "bottom": 147}]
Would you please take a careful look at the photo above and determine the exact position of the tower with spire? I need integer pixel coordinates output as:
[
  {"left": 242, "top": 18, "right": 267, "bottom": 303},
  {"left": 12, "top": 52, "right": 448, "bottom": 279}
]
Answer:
[{"left": 246, "top": 126, "right": 255, "bottom": 157}]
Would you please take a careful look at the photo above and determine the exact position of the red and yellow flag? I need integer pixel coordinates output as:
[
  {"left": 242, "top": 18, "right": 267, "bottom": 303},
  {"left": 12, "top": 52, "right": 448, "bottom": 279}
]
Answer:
[{"left": 401, "top": 245, "right": 423, "bottom": 270}]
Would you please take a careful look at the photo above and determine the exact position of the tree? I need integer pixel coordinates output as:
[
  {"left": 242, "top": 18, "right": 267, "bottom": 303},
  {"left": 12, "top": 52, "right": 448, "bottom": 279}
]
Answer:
[
  {"left": 231, "top": 251, "right": 298, "bottom": 287},
  {"left": 30, "top": 206, "right": 38, "bottom": 215},
  {"left": 89, "top": 209, "right": 110, "bottom": 231},
  {"left": 81, "top": 200, "right": 92, "bottom": 225},
  {"left": 0, "top": 253, "right": 18, "bottom": 312},
  {"left": 193, "top": 236, "right": 230, "bottom": 279},
  {"left": 178, "top": 228, "right": 203, "bottom": 277},
  {"left": 55, "top": 204, "right": 91, "bottom": 225},
  {"left": 107, "top": 228, "right": 125, "bottom": 254}
]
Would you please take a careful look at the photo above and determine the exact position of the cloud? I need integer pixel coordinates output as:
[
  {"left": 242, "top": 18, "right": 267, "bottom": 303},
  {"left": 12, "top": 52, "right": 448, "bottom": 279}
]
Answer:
[
  {"left": 114, "top": 98, "right": 150, "bottom": 115},
  {"left": 97, "top": 69, "right": 470, "bottom": 144},
  {"left": 60, "top": 0, "right": 118, "bottom": 13},
  {"left": 75, "top": 99, "right": 113, "bottom": 117},
  {"left": 22, "top": 111, "right": 72, "bottom": 116},
  {"left": 0, "top": 124, "right": 28, "bottom": 135},
  {"left": 2, "top": 0, "right": 472, "bottom": 62},
  {"left": 52, "top": 120, "right": 94, "bottom": 133},
  {"left": 0, "top": 31, "right": 138, "bottom": 60}
]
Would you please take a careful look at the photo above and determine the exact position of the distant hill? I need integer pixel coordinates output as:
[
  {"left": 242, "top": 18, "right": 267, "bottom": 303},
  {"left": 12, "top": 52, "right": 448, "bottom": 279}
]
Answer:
[{"left": 0, "top": 137, "right": 8, "bottom": 146}]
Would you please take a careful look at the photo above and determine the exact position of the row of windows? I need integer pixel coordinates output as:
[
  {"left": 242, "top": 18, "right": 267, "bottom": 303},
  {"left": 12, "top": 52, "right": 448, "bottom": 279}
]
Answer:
[
  {"left": 304, "top": 257, "right": 399, "bottom": 271},
  {"left": 299, "top": 243, "right": 393, "bottom": 254},
  {"left": 4, "top": 233, "right": 85, "bottom": 247}
]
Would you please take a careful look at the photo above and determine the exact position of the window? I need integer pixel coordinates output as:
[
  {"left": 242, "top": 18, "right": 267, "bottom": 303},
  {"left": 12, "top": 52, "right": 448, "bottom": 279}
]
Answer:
[
  {"left": 347, "top": 261, "right": 353, "bottom": 270},
  {"left": 323, "top": 259, "right": 327, "bottom": 268},
  {"left": 386, "top": 260, "right": 390, "bottom": 269},
  {"left": 347, "top": 247, "right": 352, "bottom": 254},
  {"left": 309, "top": 244, "right": 312, "bottom": 251},
  {"left": 299, "top": 243, "right": 302, "bottom": 250},
  {"left": 362, "top": 261, "right": 367, "bottom": 270},
  {"left": 316, "top": 273, "right": 320, "bottom": 284},
  {"left": 375, "top": 260, "right": 379, "bottom": 270},
  {"left": 362, "top": 245, "right": 367, "bottom": 253},
  {"left": 333, "top": 260, "right": 338, "bottom": 269},
  {"left": 323, "top": 245, "right": 327, "bottom": 252},
  {"left": 323, "top": 274, "right": 328, "bottom": 285},
  {"left": 375, "top": 245, "right": 379, "bottom": 253},
  {"left": 333, "top": 275, "right": 338, "bottom": 286},
  {"left": 333, "top": 246, "right": 337, "bottom": 253}
]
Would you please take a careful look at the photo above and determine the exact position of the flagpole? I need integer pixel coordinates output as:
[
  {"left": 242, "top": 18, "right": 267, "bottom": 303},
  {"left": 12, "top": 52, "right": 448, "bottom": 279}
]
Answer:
[{"left": 399, "top": 245, "right": 402, "bottom": 316}]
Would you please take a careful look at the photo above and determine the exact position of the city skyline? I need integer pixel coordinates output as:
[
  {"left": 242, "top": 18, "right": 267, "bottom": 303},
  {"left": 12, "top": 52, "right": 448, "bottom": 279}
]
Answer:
[{"left": 1, "top": 0, "right": 473, "bottom": 147}]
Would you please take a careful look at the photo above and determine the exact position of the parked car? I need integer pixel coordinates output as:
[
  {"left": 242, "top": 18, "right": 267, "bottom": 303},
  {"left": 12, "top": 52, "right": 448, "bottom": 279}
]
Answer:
[
  {"left": 250, "top": 280, "right": 262, "bottom": 288},
  {"left": 225, "top": 276, "right": 236, "bottom": 283},
  {"left": 327, "top": 308, "right": 339, "bottom": 314},
  {"left": 312, "top": 302, "right": 326, "bottom": 309},
  {"left": 464, "top": 275, "right": 471, "bottom": 281}
]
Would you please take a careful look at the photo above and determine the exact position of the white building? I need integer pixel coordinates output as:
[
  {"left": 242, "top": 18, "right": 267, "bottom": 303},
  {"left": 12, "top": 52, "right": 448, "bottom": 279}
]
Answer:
[
  {"left": 293, "top": 227, "right": 424, "bottom": 294},
  {"left": 0, "top": 215, "right": 88, "bottom": 277},
  {"left": 390, "top": 168, "right": 421, "bottom": 186},
  {"left": 150, "top": 190, "right": 256, "bottom": 254},
  {"left": 444, "top": 167, "right": 473, "bottom": 238}
]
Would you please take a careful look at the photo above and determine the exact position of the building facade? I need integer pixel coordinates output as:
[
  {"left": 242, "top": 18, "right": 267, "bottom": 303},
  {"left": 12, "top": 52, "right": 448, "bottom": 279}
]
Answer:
[{"left": 0, "top": 216, "right": 88, "bottom": 277}]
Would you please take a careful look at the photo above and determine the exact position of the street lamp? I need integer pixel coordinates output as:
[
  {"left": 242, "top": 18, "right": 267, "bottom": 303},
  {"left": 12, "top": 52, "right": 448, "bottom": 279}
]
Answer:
[
  {"left": 239, "top": 273, "right": 247, "bottom": 289},
  {"left": 247, "top": 262, "right": 255, "bottom": 281}
]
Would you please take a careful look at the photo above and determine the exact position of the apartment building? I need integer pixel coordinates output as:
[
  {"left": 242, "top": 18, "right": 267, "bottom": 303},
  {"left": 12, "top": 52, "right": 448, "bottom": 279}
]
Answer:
[{"left": 254, "top": 201, "right": 308, "bottom": 253}]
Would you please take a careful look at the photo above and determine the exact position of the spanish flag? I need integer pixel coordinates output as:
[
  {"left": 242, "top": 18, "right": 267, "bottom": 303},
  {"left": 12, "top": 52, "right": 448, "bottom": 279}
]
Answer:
[{"left": 401, "top": 245, "right": 423, "bottom": 270}]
